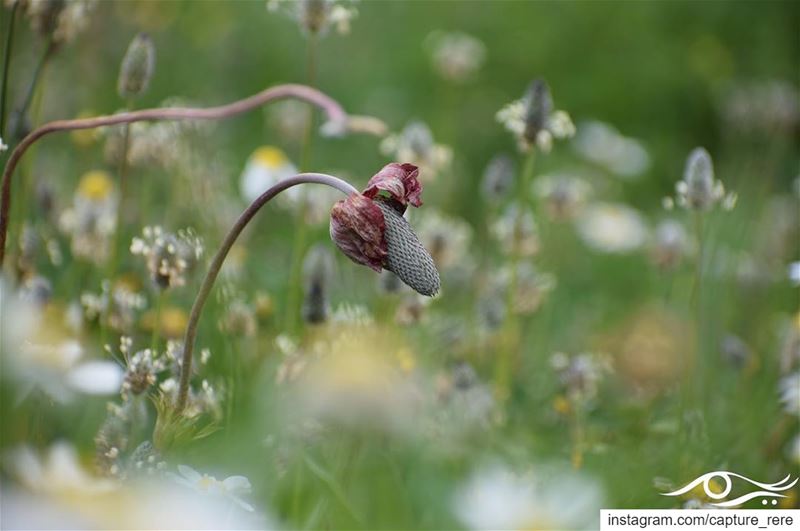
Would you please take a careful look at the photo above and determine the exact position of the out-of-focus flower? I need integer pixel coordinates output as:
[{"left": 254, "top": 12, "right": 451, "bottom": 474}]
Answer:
[
  {"left": 6, "top": 442, "right": 114, "bottom": 495},
  {"left": 414, "top": 209, "right": 472, "bottom": 270},
  {"left": 425, "top": 31, "right": 486, "bottom": 83},
  {"left": 779, "top": 372, "right": 800, "bottom": 417},
  {"left": 719, "top": 334, "right": 753, "bottom": 369},
  {"left": 481, "top": 154, "right": 516, "bottom": 204},
  {"left": 380, "top": 121, "right": 452, "bottom": 181},
  {"left": 118, "top": 32, "right": 156, "bottom": 99},
  {"left": 130, "top": 226, "right": 203, "bottom": 290},
  {"left": 330, "top": 163, "right": 440, "bottom": 296},
  {"left": 572, "top": 121, "right": 650, "bottom": 178},
  {"left": 491, "top": 201, "right": 540, "bottom": 257},
  {"left": 1, "top": 277, "right": 123, "bottom": 401},
  {"left": 650, "top": 219, "right": 692, "bottom": 270},
  {"left": 432, "top": 362, "right": 495, "bottom": 433},
  {"left": 788, "top": 261, "right": 800, "bottom": 286},
  {"left": 239, "top": 145, "right": 299, "bottom": 205},
  {"left": 779, "top": 313, "right": 800, "bottom": 375},
  {"left": 551, "top": 351, "right": 612, "bottom": 408},
  {"left": 496, "top": 79, "right": 575, "bottom": 153},
  {"left": 576, "top": 202, "right": 647, "bottom": 254},
  {"left": 394, "top": 293, "right": 432, "bottom": 326},
  {"left": 59, "top": 170, "right": 118, "bottom": 264},
  {"left": 612, "top": 306, "right": 689, "bottom": 396},
  {"left": 788, "top": 434, "right": 800, "bottom": 466},
  {"left": 0, "top": 135, "right": 7, "bottom": 152},
  {"left": 504, "top": 262, "right": 556, "bottom": 315},
  {"left": 266, "top": 99, "right": 309, "bottom": 143},
  {"left": 674, "top": 147, "right": 736, "bottom": 212},
  {"left": 290, "top": 326, "right": 421, "bottom": 433},
  {"left": 171, "top": 465, "right": 255, "bottom": 512},
  {"left": 219, "top": 299, "right": 257, "bottom": 337},
  {"left": 81, "top": 278, "right": 146, "bottom": 333},
  {"left": 452, "top": 464, "right": 604, "bottom": 530},
  {"left": 533, "top": 173, "right": 591, "bottom": 221},
  {"left": 2, "top": 442, "right": 268, "bottom": 529},
  {"left": 302, "top": 243, "right": 335, "bottom": 324},
  {"left": 267, "top": 0, "right": 358, "bottom": 37},
  {"left": 25, "top": 0, "right": 96, "bottom": 44},
  {"left": 720, "top": 79, "right": 800, "bottom": 135}
]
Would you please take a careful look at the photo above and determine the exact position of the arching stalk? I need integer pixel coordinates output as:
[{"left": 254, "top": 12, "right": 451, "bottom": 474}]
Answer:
[{"left": 175, "top": 173, "right": 358, "bottom": 413}]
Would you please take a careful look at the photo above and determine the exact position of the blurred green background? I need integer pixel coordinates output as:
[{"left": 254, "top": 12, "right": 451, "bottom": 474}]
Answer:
[{"left": 1, "top": 0, "right": 799, "bottom": 528}]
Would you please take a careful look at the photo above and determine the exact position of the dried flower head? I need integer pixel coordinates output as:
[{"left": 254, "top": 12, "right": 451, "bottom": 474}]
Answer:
[
  {"left": 497, "top": 78, "right": 575, "bottom": 153},
  {"left": 130, "top": 226, "right": 204, "bottom": 290},
  {"left": 118, "top": 33, "right": 156, "bottom": 99},
  {"left": 330, "top": 163, "right": 440, "bottom": 296}
]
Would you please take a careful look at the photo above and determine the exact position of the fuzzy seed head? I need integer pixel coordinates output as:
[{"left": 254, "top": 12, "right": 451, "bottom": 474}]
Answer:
[{"left": 118, "top": 33, "right": 155, "bottom": 99}]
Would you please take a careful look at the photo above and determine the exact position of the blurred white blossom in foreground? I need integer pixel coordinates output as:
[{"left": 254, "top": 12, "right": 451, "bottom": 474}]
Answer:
[
  {"left": 452, "top": 463, "right": 604, "bottom": 530},
  {"left": 575, "top": 202, "right": 648, "bottom": 254}
]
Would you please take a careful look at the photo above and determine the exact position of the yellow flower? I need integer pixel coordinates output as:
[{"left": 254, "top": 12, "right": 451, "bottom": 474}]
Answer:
[{"left": 77, "top": 170, "right": 115, "bottom": 201}]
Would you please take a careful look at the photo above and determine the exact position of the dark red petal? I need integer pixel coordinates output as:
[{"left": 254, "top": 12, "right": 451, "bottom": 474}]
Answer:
[
  {"left": 363, "top": 162, "right": 423, "bottom": 209},
  {"left": 329, "top": 194, "right": 387, "bottom": 272}
]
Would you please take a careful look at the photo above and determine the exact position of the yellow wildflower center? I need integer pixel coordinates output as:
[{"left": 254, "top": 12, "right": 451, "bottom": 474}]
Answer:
[
  {"left": 78, "top": 170, "right": 115, "bottom": 201},
  {"left": 252, "top": 146, "right": 289, "bottom": 168}
]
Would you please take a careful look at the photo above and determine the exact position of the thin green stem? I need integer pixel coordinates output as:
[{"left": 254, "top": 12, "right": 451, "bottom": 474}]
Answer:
[
  {"left": 494, "top": 148, "right": 537, "bottom": 402},
  {"left": 0, "top": 0, "right": 19, "bottom": 137},
  {"left": 105, "top": 97, "right": 135, "bottom": 287},
  {"left": 175, "top": 173, "right": 357, "bottom": 413},
  {"left": 285, "top": 34, "right": 319, "bottom": 333},
  {"left": 150, "top": 291, "right": 164, "bottom": 353},
  {"left": 13, "top": 39, "right": 54, "bottom": 141}
]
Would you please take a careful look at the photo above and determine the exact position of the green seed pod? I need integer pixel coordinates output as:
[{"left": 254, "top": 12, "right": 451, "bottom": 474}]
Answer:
[{"left": 117, "top": 33, "right": 155, "bottom": 99}]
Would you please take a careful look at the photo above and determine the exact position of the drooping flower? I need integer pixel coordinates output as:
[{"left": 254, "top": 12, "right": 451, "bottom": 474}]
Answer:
[{"left": 330, "top": 163, "right": 440, "bottom": 296}]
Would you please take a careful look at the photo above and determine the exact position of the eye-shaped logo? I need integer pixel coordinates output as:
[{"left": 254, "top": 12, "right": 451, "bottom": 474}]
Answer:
[{"left": 661, "top": 471, "right": 798, "bottom": 508}]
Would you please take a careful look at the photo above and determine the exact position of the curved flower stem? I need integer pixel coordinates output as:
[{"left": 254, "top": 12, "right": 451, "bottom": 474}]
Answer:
[
  {"left": 0, "top": 84, "right": 349, "bottom": 266},
  {"left": 0, "top": 0, "right": 20, "bottom": 137},
  {"left": 175, "top": 173, "right": 357, "bottom": 414}
]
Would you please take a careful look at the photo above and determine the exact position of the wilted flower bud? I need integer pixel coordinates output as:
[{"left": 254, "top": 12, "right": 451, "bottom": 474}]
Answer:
[
  {"left": 524, "top": 79, "right": 553, "bottom": 144},
  {"left": 118, "top": 33, "right": 155, "bottom": 99},
  {"left": 302, "top": 244, "right": 335, "bottom": 324},
  {"left": 330, "top": 163, "right": 440, "bottom": 296}
]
